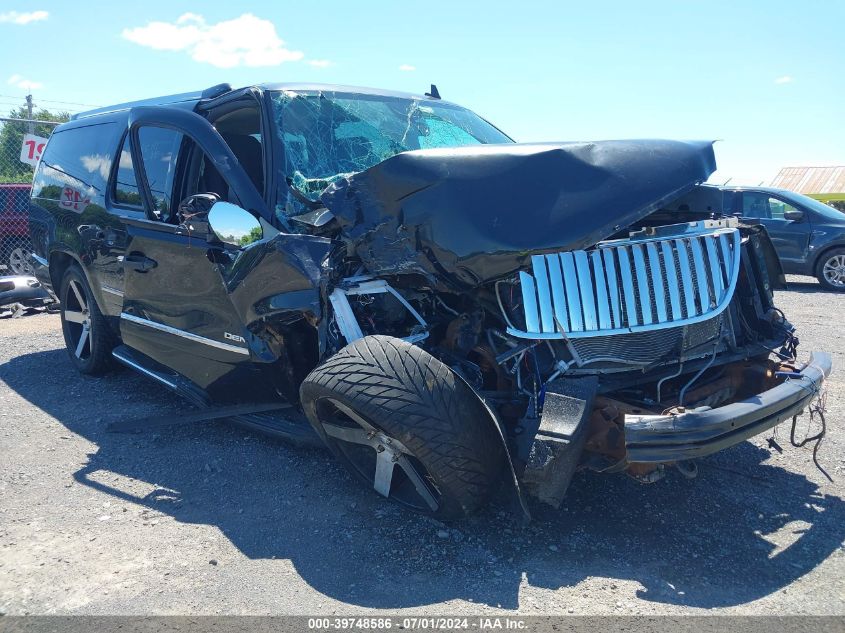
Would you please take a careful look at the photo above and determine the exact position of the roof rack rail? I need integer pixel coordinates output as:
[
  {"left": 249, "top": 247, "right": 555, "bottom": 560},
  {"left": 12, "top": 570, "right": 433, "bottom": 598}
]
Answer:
[
  {"left": 70, "top": 83, "right": 233, "bottom": 121},
  {"left": 201, "top": 83, "right": 232, "bottom": 100}
]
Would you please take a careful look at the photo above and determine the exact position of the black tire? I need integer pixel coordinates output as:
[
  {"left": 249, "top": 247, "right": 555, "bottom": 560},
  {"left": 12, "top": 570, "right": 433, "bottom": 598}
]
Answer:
[
  {"left": 300, "top": 335, "right": 505, "bottom": 520},
  {"left": 59, "top": 265, "right": 115, "bottom": 375},
  {"left": 816, "top": 248, "right": 845, "bottom": 292}
]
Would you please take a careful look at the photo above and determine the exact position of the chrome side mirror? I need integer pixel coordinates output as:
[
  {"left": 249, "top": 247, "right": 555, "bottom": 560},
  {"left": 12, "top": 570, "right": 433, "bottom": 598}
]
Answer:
[{"left": 207, "top": 202, "right": 262, "bottom": 248}]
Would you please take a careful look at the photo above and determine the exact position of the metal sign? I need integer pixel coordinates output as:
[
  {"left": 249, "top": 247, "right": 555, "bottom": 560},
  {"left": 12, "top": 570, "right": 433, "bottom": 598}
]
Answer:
[{"left": 19, "top": 133, "right": 48, "bottom": 167}]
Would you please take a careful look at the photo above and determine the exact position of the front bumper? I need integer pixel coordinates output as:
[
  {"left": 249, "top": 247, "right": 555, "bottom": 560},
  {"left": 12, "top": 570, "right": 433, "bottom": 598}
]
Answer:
[
  {"left": 624, "top": 352, "right": 832, "bottom": 463},
  {"left": 0, "top": 275, "right": 53, "bottom": 308}
]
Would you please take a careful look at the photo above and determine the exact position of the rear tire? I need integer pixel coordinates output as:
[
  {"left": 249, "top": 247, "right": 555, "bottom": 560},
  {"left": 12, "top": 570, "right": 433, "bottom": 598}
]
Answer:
[
  {"left": 59, "top": 265, "right": 115, "bottom": 375},
  {"left": 816, "top": 248, "right": 845, "bottom": 292},
  {"left": 300, "top": 335, "right": 505, "bottom": 520}
]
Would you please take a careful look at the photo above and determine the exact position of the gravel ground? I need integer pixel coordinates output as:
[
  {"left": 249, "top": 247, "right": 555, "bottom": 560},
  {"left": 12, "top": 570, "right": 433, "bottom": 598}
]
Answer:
[{"left": 1, "top": 275, "right": 844, "bottom": 616}]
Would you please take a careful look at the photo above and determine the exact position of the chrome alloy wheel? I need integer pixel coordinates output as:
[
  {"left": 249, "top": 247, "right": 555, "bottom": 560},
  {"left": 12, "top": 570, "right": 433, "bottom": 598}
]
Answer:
[
  {"left": 8, "top": 246, "right": 33, "bottom": 275},
  {"left": 822, "top": 254, "right": 845, "bottom": 288},
  {"left": 315, "top": 397, "right": 440, "bottom": 512},
  {"left": 63, "top": 279, "right": 92, "bottom": 360}
]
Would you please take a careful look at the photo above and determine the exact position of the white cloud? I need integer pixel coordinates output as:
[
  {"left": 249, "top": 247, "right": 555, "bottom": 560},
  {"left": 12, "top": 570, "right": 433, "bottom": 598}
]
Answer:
[
  {"left": 308, "top": 59, "right": 332, "bottom": 68},
  {"left": 774, "top": 75, "right": 793, "bottom": 85},
  {"left": 122, "top": 13, "right": 304, "bottom": 68},
  {"left": 7, "top": 74, "right": 43, "bottom": 90},
  {"left": 0, "top": 10, "right": 48, "bottom": 25},
  {"left": 398, "top": 64, "right": 416, "bottom": 72},
  {"left": 119, "top": 150, "right": 133, "bottom": 170},
  {"left": 81, "top": 154, "right": 112, "bottom": 181}
]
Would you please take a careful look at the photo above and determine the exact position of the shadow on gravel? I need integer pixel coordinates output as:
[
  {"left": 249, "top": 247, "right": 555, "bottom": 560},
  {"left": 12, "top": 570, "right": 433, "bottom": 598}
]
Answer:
[
  {"left": 3, "top": 348, "right": 844, "bottom": 611},
  {"left": 785, "top": 279, "right": 836, "bottom": 294}
]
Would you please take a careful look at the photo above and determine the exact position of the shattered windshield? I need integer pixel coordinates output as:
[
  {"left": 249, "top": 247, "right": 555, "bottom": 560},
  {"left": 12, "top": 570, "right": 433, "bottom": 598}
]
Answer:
[{"left": 269, "top": 90, "right": 512, "bottom": 219}]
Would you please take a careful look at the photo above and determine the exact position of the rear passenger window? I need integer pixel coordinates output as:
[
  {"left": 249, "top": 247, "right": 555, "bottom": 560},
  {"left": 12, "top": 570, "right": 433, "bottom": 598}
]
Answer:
[
  {"left": 32, "top": 122, "right": 117, "bottom": 207},
  {"left": 138, "top": 127, "right": 183, "bottom": 219},
  {"left": 113, "top": 135, "right": 142, "bottom": 209}
]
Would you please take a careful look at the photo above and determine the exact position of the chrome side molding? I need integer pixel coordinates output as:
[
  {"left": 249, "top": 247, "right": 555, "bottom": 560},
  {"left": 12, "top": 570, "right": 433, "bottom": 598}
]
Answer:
[{"left": 120, "top": 312, "right": 250, "bottom": 355}]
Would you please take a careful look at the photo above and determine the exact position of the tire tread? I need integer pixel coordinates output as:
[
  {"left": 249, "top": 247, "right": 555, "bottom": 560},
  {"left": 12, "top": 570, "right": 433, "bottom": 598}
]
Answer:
[{"left": 300, "top": 335, "right": 505, "bottom": 519}]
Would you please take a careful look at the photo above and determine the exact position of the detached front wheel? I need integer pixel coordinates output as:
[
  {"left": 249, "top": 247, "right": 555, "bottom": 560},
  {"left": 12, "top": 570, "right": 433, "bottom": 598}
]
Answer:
[{"left": 300, "top": 335, "right": 505, "bottom": 520}]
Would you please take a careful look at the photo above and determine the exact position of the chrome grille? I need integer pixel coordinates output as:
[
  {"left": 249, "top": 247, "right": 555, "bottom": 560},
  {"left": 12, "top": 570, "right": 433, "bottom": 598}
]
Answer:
[{"left": 508, "top": 222, "right": 741, "bottom": 340}]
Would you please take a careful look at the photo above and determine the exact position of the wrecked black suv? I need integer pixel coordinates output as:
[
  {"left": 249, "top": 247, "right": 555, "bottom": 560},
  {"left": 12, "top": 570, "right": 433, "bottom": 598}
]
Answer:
[{"left": 29, "top": 82, "right": 831, "bottom": 519}]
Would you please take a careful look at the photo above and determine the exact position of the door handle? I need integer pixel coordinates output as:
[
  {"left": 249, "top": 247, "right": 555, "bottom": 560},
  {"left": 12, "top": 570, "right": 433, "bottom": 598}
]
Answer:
[{"left": 124, "top": 254, "right": 158, "bottom": 272}]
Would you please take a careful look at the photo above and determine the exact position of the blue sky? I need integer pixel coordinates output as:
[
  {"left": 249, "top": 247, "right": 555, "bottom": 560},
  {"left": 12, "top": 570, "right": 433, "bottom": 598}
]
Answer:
[{"left": 1, "top": 0, "right": 842, "bottom": 185}]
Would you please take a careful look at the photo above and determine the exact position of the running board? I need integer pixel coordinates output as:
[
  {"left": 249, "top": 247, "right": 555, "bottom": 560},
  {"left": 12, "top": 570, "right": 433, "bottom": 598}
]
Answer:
[
  {"left": 230, "top": 410, "right": 321, "bottom": 447},
  {"left": 112, "top": 345, "right": 210, "bottom": 407},
  {"left": 110, "top": 345, "right": 321, "bottom": 447}
]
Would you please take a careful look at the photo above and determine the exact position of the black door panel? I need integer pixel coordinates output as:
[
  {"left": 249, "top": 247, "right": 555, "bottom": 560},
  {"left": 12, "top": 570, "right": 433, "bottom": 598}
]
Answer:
[
  {"left": 117, "top": 104, "right": 282, "bottom": 400},
  {"left": 96, "top": 129, "right": 148, "bottom": 315},
  {"left": 120, "top": 218, "right": 249, "bottom": 390}
]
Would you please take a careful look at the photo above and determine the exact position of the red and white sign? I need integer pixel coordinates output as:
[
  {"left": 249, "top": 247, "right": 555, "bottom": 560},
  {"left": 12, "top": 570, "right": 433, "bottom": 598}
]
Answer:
[
  {"left": 19, "top": 133, "right": 48, "bottom": 167},
  {"left": 60, "top": 186, "right": 90, "bottom": 212}
]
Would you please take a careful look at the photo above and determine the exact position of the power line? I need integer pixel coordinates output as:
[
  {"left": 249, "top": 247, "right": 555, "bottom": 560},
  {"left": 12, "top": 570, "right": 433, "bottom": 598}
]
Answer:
[
  {"left": 35, "top": 97, "right": 103, "bottom": 108},
  {"left": 0, "top": 94, "right": 103, "bottom": 108},
  {"left": 0, "top": 100, "right": 84, "bottom": 113}
]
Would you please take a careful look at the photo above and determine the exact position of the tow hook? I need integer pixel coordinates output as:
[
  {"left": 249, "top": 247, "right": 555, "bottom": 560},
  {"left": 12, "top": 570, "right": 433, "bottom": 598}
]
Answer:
[{"left": 675, "top": 460, "right": 698, "bottom": 479}]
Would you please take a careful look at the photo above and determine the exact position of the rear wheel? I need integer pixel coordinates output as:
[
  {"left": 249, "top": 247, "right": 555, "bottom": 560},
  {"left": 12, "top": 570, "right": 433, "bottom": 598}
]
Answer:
[
  {"left": 816, "top": 248, "right": 845, "bottom": 291},
  {"left": 300, "top": 335, "right": 505, "bottom": 520},
  {"left": 59, "top": 265, "right": 115, "bottom": 375}
]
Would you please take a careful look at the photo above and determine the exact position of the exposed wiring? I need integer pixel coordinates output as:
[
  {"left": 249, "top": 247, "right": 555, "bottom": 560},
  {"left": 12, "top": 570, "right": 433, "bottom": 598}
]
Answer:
[
  {"left": 789, "top": 388, "right": 832, "bottom": 482},
  {"left": 678, "top": 338, "right": 720, "bottom": 406},
  {"left": 494, "top": 280, "right": 517, "bottom": 330},
  {"left": 531, "top": 350, "right": 545, "bottom": 408},
  {"left": 656, "top": 361, "right": 684, "bottom": 405},
  {"left": 543, "top": 359, "right": 573, "bottom": 384},
  {"left": 436, "top": 296, "right": 460, "bottom": 317}
]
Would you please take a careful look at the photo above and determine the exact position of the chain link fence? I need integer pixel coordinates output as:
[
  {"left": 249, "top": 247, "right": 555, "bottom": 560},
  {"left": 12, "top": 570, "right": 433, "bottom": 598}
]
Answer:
[{"left": 0, "top": 116, "right": 61, "bottom": 275}]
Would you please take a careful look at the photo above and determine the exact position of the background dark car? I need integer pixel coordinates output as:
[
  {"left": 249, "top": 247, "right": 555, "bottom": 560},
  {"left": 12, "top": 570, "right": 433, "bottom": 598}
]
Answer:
[
  {"left": 668, "top": 184, "right": 845, "bottom": 291},
  {"left": 0, "top": 183, "right": 34, "bottom": 275}
]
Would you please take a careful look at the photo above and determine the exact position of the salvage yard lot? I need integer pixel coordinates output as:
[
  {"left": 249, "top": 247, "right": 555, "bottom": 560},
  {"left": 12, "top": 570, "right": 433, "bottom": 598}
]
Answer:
[{"left": 1, "top": 277, "right": 844, "bottom": 615}]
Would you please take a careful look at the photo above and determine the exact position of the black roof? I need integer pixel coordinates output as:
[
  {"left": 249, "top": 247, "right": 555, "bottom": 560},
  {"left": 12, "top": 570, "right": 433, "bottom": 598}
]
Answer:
[{"left": 72, "top": 82, "right": 450, "bottom": 120}]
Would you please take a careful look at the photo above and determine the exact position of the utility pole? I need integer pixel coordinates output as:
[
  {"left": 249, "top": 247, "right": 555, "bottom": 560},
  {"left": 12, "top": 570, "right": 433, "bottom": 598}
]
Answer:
[{"left": 25, "top": 94, "right": 34, "bottom": 134}]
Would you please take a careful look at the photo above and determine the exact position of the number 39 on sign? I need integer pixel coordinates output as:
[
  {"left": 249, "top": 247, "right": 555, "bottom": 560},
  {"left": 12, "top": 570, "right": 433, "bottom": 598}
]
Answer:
[{"left": 20, "top": 133, "right": 49, "bottom": 167}]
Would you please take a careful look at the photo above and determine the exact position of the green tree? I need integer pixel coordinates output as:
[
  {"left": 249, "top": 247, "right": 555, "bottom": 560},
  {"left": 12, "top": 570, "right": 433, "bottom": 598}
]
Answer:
[
  {"left": 0, "top": 106, "right": 70, "bottom": 183},
  {"left": 238, "top": 225, "right": 263, "bottom": 246}
]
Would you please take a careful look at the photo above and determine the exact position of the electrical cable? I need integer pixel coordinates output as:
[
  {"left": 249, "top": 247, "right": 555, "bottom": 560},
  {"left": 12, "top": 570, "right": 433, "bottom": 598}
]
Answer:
[{"left": 790, "top": 390, "right": 832, "bottom": 482}]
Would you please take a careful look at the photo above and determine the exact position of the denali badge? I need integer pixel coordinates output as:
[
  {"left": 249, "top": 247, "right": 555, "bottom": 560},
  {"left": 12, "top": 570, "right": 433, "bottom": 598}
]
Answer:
[{"left": 224, "top": 332, "right": 246, "bottom": 344}]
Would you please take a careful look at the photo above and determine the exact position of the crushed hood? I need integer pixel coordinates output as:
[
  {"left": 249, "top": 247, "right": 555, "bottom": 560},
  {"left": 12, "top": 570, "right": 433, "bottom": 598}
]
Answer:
[{"left": 321, "top": 140, "right": 717, "bottom": 289}]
